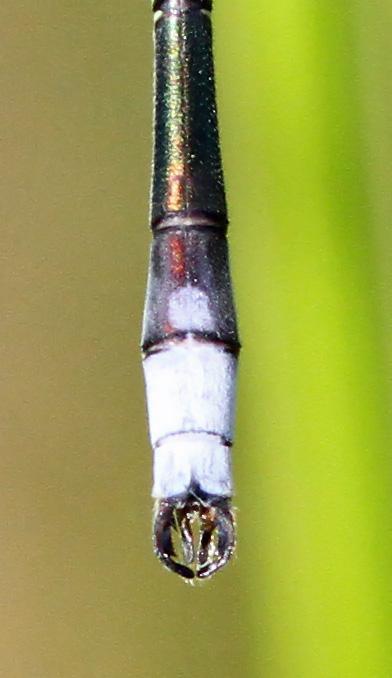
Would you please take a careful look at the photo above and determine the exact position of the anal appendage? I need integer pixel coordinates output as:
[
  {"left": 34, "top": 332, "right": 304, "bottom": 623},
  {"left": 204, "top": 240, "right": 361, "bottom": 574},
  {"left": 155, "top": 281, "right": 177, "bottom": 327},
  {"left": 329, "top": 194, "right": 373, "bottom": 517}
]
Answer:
[{"left": 153, "top": 493, "right": 235, "bottom": 580}]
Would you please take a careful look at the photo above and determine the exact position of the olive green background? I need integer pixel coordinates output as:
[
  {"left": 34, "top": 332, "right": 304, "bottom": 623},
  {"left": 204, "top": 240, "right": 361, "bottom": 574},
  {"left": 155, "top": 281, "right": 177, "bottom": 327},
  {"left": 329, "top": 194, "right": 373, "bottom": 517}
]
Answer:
[{"left": 2, "top": 2, "right": 392, "bottom": 677}]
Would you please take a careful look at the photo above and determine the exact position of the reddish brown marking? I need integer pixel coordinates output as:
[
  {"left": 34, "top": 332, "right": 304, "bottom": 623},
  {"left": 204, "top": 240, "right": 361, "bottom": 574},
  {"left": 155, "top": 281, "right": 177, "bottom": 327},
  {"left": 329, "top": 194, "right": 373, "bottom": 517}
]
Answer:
[
  {"left": 169, "top": 234, "right": 186, "bottom": 282},
  {"left": 163, "top": 321, "right": 174, "bottom": 335},
  {"left": 166, "top": 173, "right": 186, "bottom": 213}
]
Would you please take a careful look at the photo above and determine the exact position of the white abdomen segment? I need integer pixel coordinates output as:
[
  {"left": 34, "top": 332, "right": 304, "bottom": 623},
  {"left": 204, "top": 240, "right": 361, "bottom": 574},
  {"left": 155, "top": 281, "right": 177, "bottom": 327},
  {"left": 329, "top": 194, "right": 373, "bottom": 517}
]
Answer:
[{"left": 142, "top": 336, "right": 237, "bottom": 498}]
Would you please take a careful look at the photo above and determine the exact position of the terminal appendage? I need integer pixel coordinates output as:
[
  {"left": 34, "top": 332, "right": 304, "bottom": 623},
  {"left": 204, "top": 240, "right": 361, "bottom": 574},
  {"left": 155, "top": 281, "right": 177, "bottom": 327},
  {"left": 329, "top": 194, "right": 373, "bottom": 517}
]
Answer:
[{"left": 154, "top": 494, "right": 235, "bottom": 580}]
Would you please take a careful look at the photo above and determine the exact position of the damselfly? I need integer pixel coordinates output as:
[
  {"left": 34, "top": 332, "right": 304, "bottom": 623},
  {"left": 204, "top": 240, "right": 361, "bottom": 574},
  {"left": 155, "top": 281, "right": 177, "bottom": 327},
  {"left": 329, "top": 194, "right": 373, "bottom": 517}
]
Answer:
[{"left": 142, "top": 0, "right": 240, "bottom": 580}]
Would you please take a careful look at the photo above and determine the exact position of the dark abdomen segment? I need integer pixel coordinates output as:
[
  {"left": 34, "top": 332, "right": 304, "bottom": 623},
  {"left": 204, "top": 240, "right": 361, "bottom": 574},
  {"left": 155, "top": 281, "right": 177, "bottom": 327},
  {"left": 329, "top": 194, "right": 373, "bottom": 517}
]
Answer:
[
  {"left": 142, "top": 227, "right": 239, "bottom": 354},
  {"left": 151, "top": 0, "right": 227, "bottom": 228}
]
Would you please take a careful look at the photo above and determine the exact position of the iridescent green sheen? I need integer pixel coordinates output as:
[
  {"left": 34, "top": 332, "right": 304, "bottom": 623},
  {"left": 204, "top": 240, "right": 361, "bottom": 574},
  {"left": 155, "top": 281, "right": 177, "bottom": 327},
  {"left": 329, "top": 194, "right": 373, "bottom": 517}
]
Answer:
[{"left": 151, "top": 0, "right": 227, "bottom": 228}]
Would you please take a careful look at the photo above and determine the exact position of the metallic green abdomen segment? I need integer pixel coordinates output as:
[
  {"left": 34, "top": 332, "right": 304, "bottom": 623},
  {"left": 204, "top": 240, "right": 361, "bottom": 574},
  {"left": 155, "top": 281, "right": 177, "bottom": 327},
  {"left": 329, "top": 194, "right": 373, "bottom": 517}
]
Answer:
[{"left": 151, "top": 3, "right": 227, "bottom": 228}]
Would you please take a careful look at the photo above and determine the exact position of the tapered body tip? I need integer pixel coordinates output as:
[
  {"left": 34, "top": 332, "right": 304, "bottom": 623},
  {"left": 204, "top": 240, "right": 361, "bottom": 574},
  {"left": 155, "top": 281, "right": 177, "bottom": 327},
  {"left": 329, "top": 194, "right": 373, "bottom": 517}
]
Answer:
[{"left": 144, "top": 0, "right": 239, "bottom": 582}]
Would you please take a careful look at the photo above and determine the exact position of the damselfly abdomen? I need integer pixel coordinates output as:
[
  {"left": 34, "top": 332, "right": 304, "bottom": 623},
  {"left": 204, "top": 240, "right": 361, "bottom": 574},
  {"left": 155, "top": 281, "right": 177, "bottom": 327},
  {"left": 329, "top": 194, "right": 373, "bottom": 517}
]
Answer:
[{"left": 142, "top": 0, "right": 240, "bottom": 580}]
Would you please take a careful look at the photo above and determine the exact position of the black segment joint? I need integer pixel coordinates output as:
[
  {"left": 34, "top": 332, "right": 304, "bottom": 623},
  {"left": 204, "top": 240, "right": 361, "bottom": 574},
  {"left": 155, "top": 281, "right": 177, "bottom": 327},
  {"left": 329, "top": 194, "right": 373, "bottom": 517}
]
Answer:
[
  {"left": 152, "top": 210, "right": 228, "bottom": 233},
  {"left": 153, "top": 0, "right": 212, "bottom": 12},
  {"left": 142, "top": 331, "right": 241, "bottom": 358},
  {"left": 155, "top": 431, "right": 233, "bottom": 449}
]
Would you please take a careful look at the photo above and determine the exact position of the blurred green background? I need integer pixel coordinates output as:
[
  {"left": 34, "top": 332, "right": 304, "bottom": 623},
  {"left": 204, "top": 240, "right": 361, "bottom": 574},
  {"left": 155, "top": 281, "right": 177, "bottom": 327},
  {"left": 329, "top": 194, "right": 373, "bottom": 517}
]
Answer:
[{"left": 2, "top": 1, "right": 392, "bottom": 676}]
